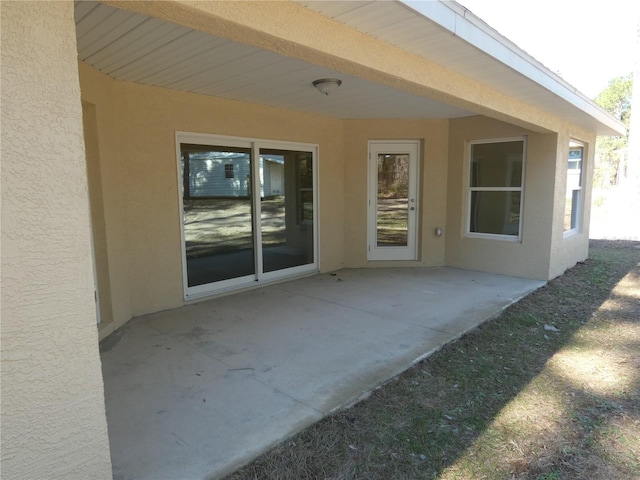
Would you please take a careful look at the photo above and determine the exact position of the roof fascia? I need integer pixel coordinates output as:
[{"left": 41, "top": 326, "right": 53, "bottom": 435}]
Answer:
[{"left": 401, "top": 0, "right": 626, "bottom": 136}]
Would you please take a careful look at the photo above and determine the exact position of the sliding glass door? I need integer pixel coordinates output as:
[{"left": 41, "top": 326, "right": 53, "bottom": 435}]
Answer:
[
  {"left": 260, "top": 147, "right": 314, "bottom": 274},
  {"left": 177, "top": 133, "right": 317, "bottom": 299},
  {"left": 180, "top": 143, "right": 255, "bottom": 287}
]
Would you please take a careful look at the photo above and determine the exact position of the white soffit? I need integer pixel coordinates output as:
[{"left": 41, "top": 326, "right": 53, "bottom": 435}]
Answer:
[
  {"left": 73, "top": 1, "right": 472, "bottom": 120},
  {"left": 297, "top": 0, "right": 625, "bottom": 136},
  {"left": 75, "top": 1, "right": 625, "bottom": 135}
]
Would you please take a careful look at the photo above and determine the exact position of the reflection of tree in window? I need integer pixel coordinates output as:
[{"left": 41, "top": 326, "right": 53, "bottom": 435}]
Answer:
[
  {"left": 298, "top": 154, "right": 313, "bottom": 188},
  {"left": 376, "top": 154, "right": 409, "bottom": 246},
  {"left": 378, "top": 155, "right": 408, "bottom": 198},
  {"left": 297, "top": 153, "right": 313, "bottom": 222}
]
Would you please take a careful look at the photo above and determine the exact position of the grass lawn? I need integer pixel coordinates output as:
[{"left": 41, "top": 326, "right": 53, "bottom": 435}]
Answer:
[{"left": 226, "top": 240, "right": 640, "bottom": 480}]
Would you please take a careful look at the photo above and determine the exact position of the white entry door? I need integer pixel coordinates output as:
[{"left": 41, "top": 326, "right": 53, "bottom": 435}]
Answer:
[{"left": 368, "top": 141, "right": 419, "bottom": 261}]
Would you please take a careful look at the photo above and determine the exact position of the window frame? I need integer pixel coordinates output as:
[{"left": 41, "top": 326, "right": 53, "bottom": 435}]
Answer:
[
  {"left": 224, "top": 163, "right": 235, "bottom": 179},
  {"left": 563, "top": 140, "right": 585, "bottom": 236},
  {"left": 465, "top": 137, "right": 527, "bottom": 242}
]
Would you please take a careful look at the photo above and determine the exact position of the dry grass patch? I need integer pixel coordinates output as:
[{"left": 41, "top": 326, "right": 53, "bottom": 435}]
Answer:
[{"left": 226, "top": 241, "right": 640, "bottom": 480}]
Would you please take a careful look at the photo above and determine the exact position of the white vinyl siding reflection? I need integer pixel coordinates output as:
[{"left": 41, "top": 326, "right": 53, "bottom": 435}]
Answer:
[
  {"left": 564, "top": 142, "right": 584, "bottom": 233},
  {"left": 183, "top": 153, "right": 284, "bottom": 198}
]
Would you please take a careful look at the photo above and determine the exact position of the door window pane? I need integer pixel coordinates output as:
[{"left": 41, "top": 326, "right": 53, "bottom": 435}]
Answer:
[
  {"left": 181, "top": 144, "right": 254, "bottom": 286},
  {"left": 376, "top": 154, "right": 409, "bottom": 246},
  {"left": 260, "top": 148, "right": 314, "bottom": 273}
]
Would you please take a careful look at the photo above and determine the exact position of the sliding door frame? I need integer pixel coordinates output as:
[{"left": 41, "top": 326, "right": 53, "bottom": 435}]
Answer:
[{"left": 175, "top": 132, "right": 319, "bottom": 300}]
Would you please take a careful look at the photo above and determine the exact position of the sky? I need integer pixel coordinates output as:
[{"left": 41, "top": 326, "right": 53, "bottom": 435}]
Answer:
[{"left": 451, "top": 0, "right": 640, "bottom": 99}]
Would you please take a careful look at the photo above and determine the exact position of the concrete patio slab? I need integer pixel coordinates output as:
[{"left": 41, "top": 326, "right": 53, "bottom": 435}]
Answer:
[{"left": 101, "top": 267, "right": 544, "bottom": 480}]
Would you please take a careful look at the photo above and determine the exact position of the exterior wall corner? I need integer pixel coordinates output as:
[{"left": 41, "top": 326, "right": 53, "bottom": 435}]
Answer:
[{"left": 1, "top": 3, "right": 112, "bottom": 478}]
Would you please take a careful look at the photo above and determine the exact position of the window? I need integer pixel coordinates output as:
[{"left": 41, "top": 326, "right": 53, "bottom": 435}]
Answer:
[
  {"left": 564, "top": 141, "right": 584, "bottom": 233},
  {"left": 467, "top": 138, "right": 526, "bottom": 240},
  {"left": 224, "top": 163, "right": 234, "bottom": 179}
]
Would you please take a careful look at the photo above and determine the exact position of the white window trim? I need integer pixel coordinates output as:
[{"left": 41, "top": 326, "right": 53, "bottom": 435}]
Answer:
[
  {"left": 563, "top": 140, "right": 585, "bottom": 237},
  {"left": 465, "top": 137, "right": 527, "bottom": 242}
]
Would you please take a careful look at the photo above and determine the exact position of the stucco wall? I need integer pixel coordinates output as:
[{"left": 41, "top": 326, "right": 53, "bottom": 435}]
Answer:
[
  {"left": 78, "top": 1, "right": 604, "bottom": 334},
  {"left": 548, "top": 129, "right": 595, "bottom": 279},
  {"left": 1, "top": 2, "right": 112, "bottom": 478},
  {"left": 343, "top": 119, "right": 449, "bottom": 267},
  {"left": 79, "top": 63, "right": 345, "bottom": 324},
  {"left": 81, "top": 62, "right": 586, "bottom": 331},
  {"left": 83, "top": 101, "right": 114, "bottom": 326},
  {"left": 78, "top": 63, "right": 132, "bottom": 337},
  {"left": 445, "top": 116, "right": 558, "bottom": 280}
]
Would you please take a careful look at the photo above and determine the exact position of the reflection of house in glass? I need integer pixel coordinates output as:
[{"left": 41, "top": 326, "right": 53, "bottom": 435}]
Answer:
[
  {"left": 183, "top": 151, "right": 284, "bottom": 199},
  {"left": 567, "top": 147, "right": 583, "bottom": 191},
  {"left": 565, "top": 144, "right": 584, "bottom": 231}
]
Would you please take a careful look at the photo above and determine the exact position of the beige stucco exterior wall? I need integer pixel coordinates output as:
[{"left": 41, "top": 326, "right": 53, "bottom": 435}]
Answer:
[
  {"left": 79, "top": 64, "right": 133, "bottom": 337},
  {"left": 81, "top": 61, "right": 593, "bottom": 332},
  {"left": 83, "top": 101, "right": 115, "bottom": 326},
  {"left": 548, "top": 129, "right": 596, "bottom": 279},
  {"left": 80, "top": 65, "right": 453, "bottom": 334},
  {"left": 445, "top": 116, "right": 559, "bottom": 280},
  {"left": 78, "top": 63, "right": 345, "bottom": 327},
  {"left": 1, "top": 2, "right": 112, "bottom": 479},
  {"left": 343, "top": 119, "right": 449, "bottom": 267},
  {"left": 74, "top": 2, "right": 604, "bottom": 334}
]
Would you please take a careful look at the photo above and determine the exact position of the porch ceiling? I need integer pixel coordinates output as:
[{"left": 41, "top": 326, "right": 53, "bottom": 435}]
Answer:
[
  {"left": 74, "top": 1, "right": 473, "bottom": 120},
  {"left": 74, "top": 1, "right": 624, "bottom": 135}
]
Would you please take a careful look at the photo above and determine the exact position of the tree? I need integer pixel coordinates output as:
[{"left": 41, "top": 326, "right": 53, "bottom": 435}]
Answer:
[{"left": 594, "top": 74, "right": 633, "bottom": 187}]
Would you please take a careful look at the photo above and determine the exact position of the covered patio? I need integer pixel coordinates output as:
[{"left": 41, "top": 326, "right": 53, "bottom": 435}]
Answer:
[
  {"left": 101, "top": 267, "right": 543, "bottom": 479},
  {"left": 2, "top": 1, "right": 630, "bottom": 479}
]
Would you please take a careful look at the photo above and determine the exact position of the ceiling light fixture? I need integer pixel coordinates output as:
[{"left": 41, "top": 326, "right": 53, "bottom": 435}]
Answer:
[{"left": 312, "top": 78, "right": 342, "bottom": 96}]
